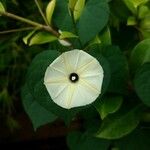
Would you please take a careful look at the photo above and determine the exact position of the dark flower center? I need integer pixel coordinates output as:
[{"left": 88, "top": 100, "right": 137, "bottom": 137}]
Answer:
[{"left": 69, "top": 73, "right": 79, "bottom": 83}]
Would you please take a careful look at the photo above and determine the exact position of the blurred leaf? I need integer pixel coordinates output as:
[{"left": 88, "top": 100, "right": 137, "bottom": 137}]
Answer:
[
  {"left": 69, "top": 0, "right": 78, "bottom": 10},
  {"left": 0, "top": 1, "right": 5, "bottom": 14},
  {"left": 46, "top": 0, "right": 56, "bottom": 25},
  {"left": 29, "top": 31, "right": 57, "bottom": 46},
  {"left": 134, "top": 63, "right": 150, "bottom": 106},
  {"left": 6, "top": 117, "right": 20, "bottom": 132},
  {"left": 130, "top": 39, "right": 150, "bottom": 74},
  {"left": 80, "top": 106, "right": 100, "bottom": 134},
  {"left": 78, "top": 0, "right": 109, "bottom": 44},
  {"left": 96, "top": 105, "right": 142, "bottom": 139},
  {"left": 132, "top": 0, "right": 148, "bottom": 8},
  {"left": 141, "top": 30, "right": 150, "bottom": 39},
  {"left": 0, "top": 53, "right": 12, "bottom": 70},
  {"left": 123, "top": 0, "right": 137, "bottom": 14},
  {"left": 138, "top": 5, "right": 149, "bottom": 19},
  {"left": 95, "top": 95, "right": 123, "bottom": 119},
  {"left": 127, "top": 16, "right": 137, "bottom": 25},
  {"left": 115, "top": 128, "right": 150, "bottom": 150},
  {"left": 0, "top": 88, "right": 12, "bottom": 110},
  {"left": 67, "top": 131, "right": 110, "bottom": 150},
  {"left": 123, "top": 0, "right": 148, "bottom": 15},
  {"left": 140, "top": 15, "right": 150, "bottom": 39},
  {"left": 140, "top": 15, "right": 150, "bottom": 29},
  {"left": 73, "top": 0, "right": 85, "bottom": 21}
]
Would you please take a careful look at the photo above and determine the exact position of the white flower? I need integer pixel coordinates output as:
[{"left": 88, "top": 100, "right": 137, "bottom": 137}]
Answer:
[{"left": 44, "top": 50, "right": 104, "bottom": 109}]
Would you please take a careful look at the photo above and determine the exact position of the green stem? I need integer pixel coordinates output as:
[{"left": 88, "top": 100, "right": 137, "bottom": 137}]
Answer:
[
  {"left": 0, "top": 11, "right": 73, "bottom": 47},
  {"left": 0, "top": 11, "right": 59, "bottom": 37},
  {"left": 0, "top": 27, "right": 34, "bottom": 34},
  {"left": 34, "top": 0, "right": 49, "bottom": 26}
]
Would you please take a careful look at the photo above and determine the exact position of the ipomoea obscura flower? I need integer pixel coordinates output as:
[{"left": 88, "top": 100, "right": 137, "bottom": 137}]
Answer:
[{"left": 44, "top": 50, "right": 104, "bottom": 109}]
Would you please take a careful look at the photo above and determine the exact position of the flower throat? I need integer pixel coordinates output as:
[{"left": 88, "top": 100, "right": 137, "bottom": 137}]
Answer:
[{"left": 69, "top": 73, "right": 79, "bottom": 83}]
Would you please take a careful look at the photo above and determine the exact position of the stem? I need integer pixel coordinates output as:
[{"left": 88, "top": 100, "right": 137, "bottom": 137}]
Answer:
[
  {"left": 0, "top": 11, "right": 59, "bottom": 37},
  {"left": 34, "top": 0, "right": 49, "bottom": 26},
  {"left": 0, "top": 11, "right": 73, "bottom": 47},
  {"left": 0, "top": 27, "right": 34, "bottom": 34}
]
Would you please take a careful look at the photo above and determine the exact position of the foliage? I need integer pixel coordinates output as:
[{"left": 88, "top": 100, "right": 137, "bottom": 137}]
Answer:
[{"left": 0, "top": 0, "right": 150, "bottom": 149}]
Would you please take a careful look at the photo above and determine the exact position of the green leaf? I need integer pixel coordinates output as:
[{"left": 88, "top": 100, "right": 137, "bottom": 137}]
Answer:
[
  {"left": 80, "top": 107, "right": 101, "bottom": 134},
  {"left": 96, "top": 105, "right": 142, "bottom": 139},
  {"left": 59, "top": 31, "right": 78, "bottom": 39},
  {"left": 110, "top": 0, "right": 131, "bottom": 22},
  {"left": 130, "top": 39, "right": 150, "bottom": 74},
  {"left": 134, "top": 63, "right": 150, "bottom": 106},
  {"left": 46, "top": 0, "right": 56, "bottom": 25},
  {"left": 69, "top": 0, "right": 78, "bottom": 10},
  {"left": 26, "top": 50, "right": 60, "bottom": 95},
  {"left": 88, "top": 27, "right": 111, "bottom": 47},
  {"left": 29, "top": 31, "right": 57, "bottom": 46},
  {"left": 102, "top": 46, "right": 128, "bottom": 94},
  {"left": 115, "top": 128, "right": 150, "bottom": 150},
  {"left": 132, "top": 0, "right": 148, "bottom": 8},
  {"left": 53, "top": 0, "right": 74, "bottom": 31},
  {"left": 23, "top": 29, "right": 37, "bottom": 45},
  {"left": 73, "top": 0, "right": 86, "bottom": 21},
  {"left": 140, "top": 15, "right": 150, "bottom": 29},
  {"left": 141, "top": 30, "right": 150, "bottom": 39},
  {"left": 99, "top": 27, "right": 112, "bottom": 45},
  {"left": 123, "top": 0, "right": 137, "bottom": 14},
  {"left": 127, "top": 16, "right": 137, "bottom": 25},
  {"left": 67, "top": 132, "right": 110, "bottom": 150},
  {"left": 88, "top": 36, "right": 101, "bottom": 47},
  {"left": 0, "top": 1, "right": 5, "bottom": 15},
  {"left": 95, "top": 95, "right": 123, "bottom": 119},
  {"left": 88, "top": 50, "right": 111, "bottom": 97},
  {"left": 22, "top": 84, "right": 57, "bottom": 130},
  {"left": 78, "top": 0, "right": 109, "bottom": 44},
  {"left": 34, "top": 79, "right": 83, "bottom": 124},
  {"left": 138, "top": 5, "right": 150, "bottom": 19}
]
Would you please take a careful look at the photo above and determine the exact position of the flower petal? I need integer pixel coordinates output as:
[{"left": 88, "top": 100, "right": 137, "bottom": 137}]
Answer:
[
  {"left": 45, "top": 83, "right": 68, "bottom": 99},
  {"left": 44, "top": 66, "right": 67, "bottom": 84},
  {"left": 50, "top": 54, "right": 68, "bottom": 75},
  {"left": 62, "top": 50, "right": 80, "bottom": 72},
  {"left": 44, "top": 49, "right": 104, "bottom": 109},
  {"left": 75, "top": 50, "right": 95, "bottom": 71},
  {"left": 70, "top": 83, "right": 100, "bottom": 107}
]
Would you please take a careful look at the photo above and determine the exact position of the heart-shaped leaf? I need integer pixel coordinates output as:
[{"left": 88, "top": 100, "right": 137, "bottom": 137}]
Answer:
[
  {"left": 134, "top": 63, "right": 150, "bottom": 106},
  {"left": 77, "top": 0, "right": 109, "bottom": 44}
]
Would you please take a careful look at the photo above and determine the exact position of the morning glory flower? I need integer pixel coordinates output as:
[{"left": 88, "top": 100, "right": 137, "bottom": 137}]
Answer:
[{"left": 44, "top": 50, "right": 104, "bottom": 109}]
